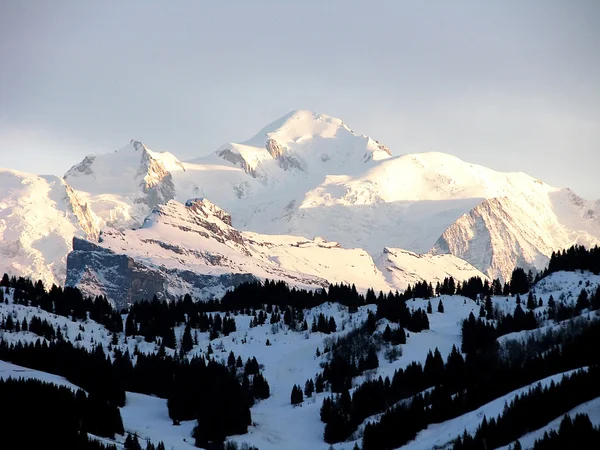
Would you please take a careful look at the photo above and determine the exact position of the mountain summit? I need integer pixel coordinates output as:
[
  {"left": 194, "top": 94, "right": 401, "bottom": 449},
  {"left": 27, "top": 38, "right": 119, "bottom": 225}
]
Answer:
[{"left": 190, "top": 110, "right": 392, "bottom": 180}]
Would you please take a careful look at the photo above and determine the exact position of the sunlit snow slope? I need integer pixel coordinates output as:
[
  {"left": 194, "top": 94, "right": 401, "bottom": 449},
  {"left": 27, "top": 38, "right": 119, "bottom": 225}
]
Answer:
[{"left": 0, "top": 169, "right": 100, "bottom": 288}]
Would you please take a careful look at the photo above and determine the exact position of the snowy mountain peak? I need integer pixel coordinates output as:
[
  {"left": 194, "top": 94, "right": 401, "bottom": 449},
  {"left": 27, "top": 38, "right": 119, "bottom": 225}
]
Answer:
[
  {"left": 129, "top": 139, "right": 147, "bottom": 152},
  {"left": 184, "top": 197, "right": 233, "bottom": 226},
  {"left": 245, "top": 110, "right": 354, "bottom": 145},
  {"left": 203, "top": 110, "right": 393, "bottom": 179},
  {"left": 64, "top": 141, "right": 180, "bottom": 227},
  {"left": 0, "top": 169, "right": 100, "bottom": 288}
]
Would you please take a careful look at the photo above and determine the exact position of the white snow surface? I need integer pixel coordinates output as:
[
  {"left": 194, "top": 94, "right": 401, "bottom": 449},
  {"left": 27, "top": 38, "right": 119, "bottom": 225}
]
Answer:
[
  {"left": 0, "top": 168, "right": 100, "bottom": 288},
  {"left": 0, "top": 359, "right": 84, "bottom": 393}
]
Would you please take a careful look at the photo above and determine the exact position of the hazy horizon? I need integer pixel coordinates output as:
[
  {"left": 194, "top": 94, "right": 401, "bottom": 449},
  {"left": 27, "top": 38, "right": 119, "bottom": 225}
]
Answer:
[{"left": 1, "top": 0, "right": 599, "bottom": 198}]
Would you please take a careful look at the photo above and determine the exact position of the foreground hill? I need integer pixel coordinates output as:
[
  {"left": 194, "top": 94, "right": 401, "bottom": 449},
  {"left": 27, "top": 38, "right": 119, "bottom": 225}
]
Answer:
[{"left": 0, "top": 265, "right": 599, "bottom": 449}]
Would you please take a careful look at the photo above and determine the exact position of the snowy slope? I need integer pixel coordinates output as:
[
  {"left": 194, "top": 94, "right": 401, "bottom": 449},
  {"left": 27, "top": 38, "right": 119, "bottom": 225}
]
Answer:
[
  {"left": 0, "top": 168, "right": 100, "bottom": 288},
  {"left": 0, "top": 360, "right": 84, "bottom": 393},
  {"left": 1, "top": 270, "right": 598, "bottom": 450},
  {"left": 61, "top": 111, "right": 600, "bottom": 283},
  {"left": 495, "top": 396, "right": 600, "bottom": 450},
  {"left": 399, "top": 368, "right": 589, "bottom": 450},
  {"left": 64, "top": 140, "right": 179, "bottom": 228},
  {"left": 376, "top": 247, "right": 489, "bottom": 291},
  {"left": 66, "top": 198, "right": 489, "bottom": 306}
]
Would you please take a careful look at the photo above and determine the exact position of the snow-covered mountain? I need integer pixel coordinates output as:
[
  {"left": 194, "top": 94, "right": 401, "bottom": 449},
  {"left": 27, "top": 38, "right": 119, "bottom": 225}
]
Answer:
[
  {"left": 66, "top": 197, "right": 487, "bottom": 307},
  {"left": 64, "top": 139, "right": 180, "bottom": 228},
  {"left": 0, "top": 168, "right": 100, "bottom": 288},
  {"left": 61, "top": 110, "right": 600, "bottom": 281}
]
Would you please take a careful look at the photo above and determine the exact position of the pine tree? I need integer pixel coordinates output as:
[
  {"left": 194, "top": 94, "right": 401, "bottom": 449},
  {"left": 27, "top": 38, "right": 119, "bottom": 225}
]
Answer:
[
  {"left": 576, "top": 289, "right": 590, "bottom": 311},
  {"left": 125, "top": 313, "right": 136, "bottom": 336},
  {"left": 181, "top": 324, "right": 193, "bottom": 353},
  {"left": 304, "top": 379, "right": 315, "bottom": 398},
  {"left": 227, "top": 351, "right": 236, "bottom": 368},
  {"left": 5, "top": 314, "right": 14, "bottom": 331},
  {"left": 527, "top": 291, "right": 537, "bottom": 310},
  {"left": 437, "top": 299, "right": 444, "bottom": 313},
  {"left": 125, "top": 433, "right": 143, "bottom": 450},
  {"left": 485, "top": 295, "right": 494, "bottom": 318},
  {"left": 328, "top": 317, "right": 337, "bottom": 333},
  {"left": 163, "top": 327, "right": 177, "bottom": 349},
  {"left": 510, "top": 267, "right": 530, "bottom": 295},
  {"left": 382, "top": 324, "right": 392, "bottom": 341},
  {"left": 291, "top": 385, "right": 303, "bottom": 405},
  {"left": 315, "top": 374, "right": 324, "bottom": 393},
  {"left": 427, "top": 300, "right": 433, "bottom": 314}
]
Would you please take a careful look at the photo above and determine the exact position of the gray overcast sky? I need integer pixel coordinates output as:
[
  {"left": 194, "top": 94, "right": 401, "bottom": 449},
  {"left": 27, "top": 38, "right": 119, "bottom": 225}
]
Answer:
[{"left": 1, "top": 0, "right": 599, "bottom": 198}]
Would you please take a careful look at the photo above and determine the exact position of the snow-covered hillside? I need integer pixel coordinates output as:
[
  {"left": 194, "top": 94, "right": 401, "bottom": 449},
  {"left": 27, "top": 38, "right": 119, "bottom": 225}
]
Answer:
[
  {"left": 62, "top": 110, "right": 600, "bottom": 282},
  {"left": 0, "top": 168, "right": 100, "bottom": 288},
  {"left": 1, "top": 270, "right": 598, "bottom": 450},
  {"left": 66, "top": 197, "right": 488, "bottom": 307}
]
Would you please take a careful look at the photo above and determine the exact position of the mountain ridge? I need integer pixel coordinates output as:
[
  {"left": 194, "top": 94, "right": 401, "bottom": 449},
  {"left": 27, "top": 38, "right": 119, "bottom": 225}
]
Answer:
[
  {"left": 66, "top": 197, "right": 488, "bottom": 307},
  {"left": 1, "top": 109, "right": 599, "bottom": 292}
]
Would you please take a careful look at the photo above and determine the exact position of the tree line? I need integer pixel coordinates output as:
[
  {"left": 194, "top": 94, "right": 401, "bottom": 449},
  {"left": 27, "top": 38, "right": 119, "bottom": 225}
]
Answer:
[
  {"left": 532, "top": 413, "right": 600, "bottom": 449},
  {"left": 452, "top": 366, "right": 600, "bottom": 449},
  {"left": 0, "top": 336, "right": 267, "bottom": 447},
  {"left": 359, "top": 317, "right": 600, "bottom": 449},
  {"left": 0, "top": 377, "right": 123, "bottom": 449}
]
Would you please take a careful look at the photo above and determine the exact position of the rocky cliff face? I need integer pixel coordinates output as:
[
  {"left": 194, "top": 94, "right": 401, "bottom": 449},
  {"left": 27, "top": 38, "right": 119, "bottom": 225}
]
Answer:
[
  {"left": 64, "top": 140, "right": 177, "bottom": 228},
  {"left": 65, "top": 198, "right": 330, "bottom": 307},
  {"left": 65, "top": 195, "right": 493, "bottom": 306},
  {"left": 431, "top": 191, "right": 600, "bottom": 281},
  {"left": 66, "top": 237, "right": 257, "bottom": 308}
]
